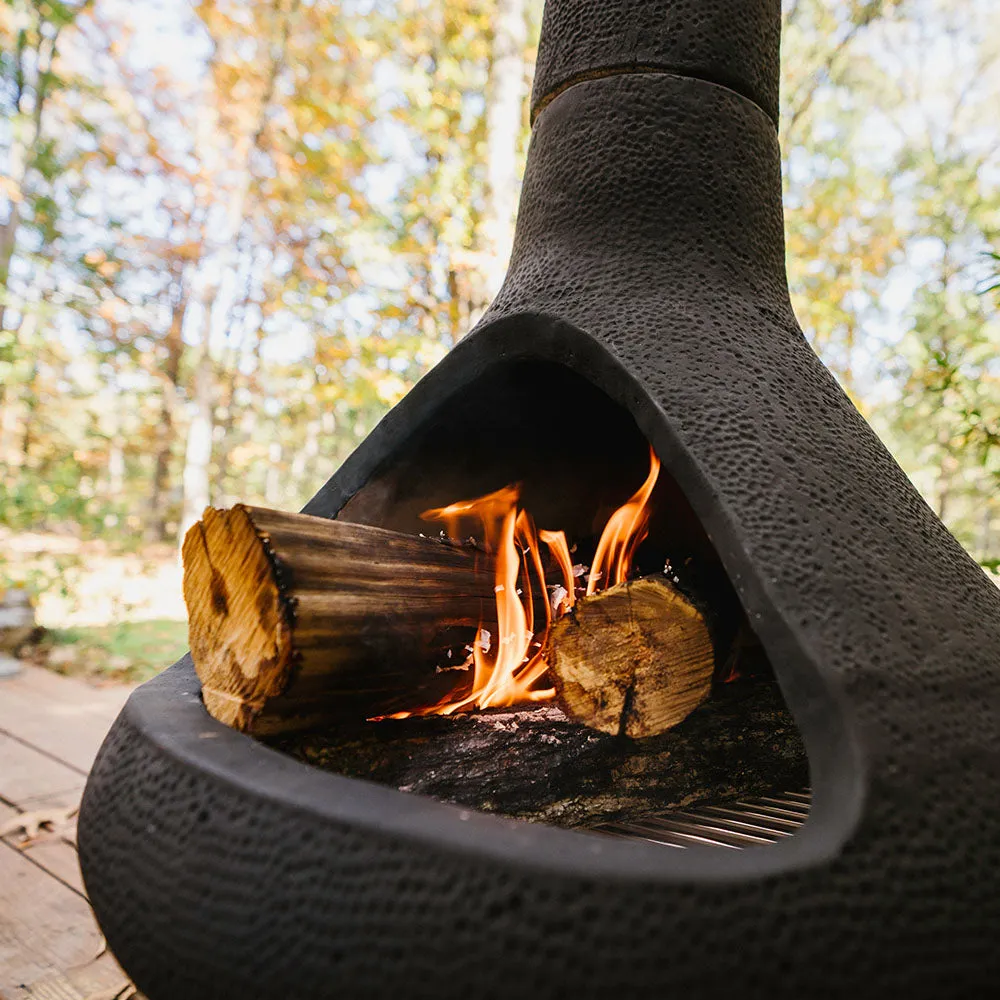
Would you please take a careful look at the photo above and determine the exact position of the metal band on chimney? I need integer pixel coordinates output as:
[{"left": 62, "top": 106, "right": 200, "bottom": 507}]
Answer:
[{"left": 530, "top": 0, "right": 781, "bottom": 127}]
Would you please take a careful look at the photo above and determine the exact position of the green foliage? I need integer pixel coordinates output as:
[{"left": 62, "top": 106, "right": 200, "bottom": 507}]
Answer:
[
  {"left": 782, "top": 0, "right": 1000, "bottom": 559},
  {"left": 0, "top": 0, "right": 997, "bottom": 617},
  {"left": 39, "top": 619, "right": 190, "bottom": 683},
  {"left": 0, "top": 459, "right": 120, "bottom": 533},
  {"left": 0, "top": 548, "right": 84, "bottom": 604},
  {"left": 982, "top": 250, "right": 1000, "bottom": 298}
]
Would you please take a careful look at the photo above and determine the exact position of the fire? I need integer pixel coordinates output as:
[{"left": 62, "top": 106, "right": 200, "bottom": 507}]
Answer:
[
  {"left": 386, "top": 446, "right": 660, "bottom": 718},
  {"left": 538, "top": 528, "right": 574, "bottom": 615},
  {"left": 586, "top": 449, "right": 660, "bottom": 596}
]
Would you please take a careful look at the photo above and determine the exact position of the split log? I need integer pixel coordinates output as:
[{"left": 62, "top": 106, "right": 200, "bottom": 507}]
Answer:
[
  {"left": 184, "top": 506, "right": 719, "bottom": 739},
  {"left": 182, "top": 505, "right": 494, "bottom": 734},
  {"left": 547, "top": 575, "right": 714, "bottom": 738},
  {"left": 270, "top": 678, "right": 807, "bottom": 829}
]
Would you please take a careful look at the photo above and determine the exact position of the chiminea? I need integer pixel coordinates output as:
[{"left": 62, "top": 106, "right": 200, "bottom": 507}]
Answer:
[{"left": 79, "top": 1, "right": 1000, "bottom": 997}]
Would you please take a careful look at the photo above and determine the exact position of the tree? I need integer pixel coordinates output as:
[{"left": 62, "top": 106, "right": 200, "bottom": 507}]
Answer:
[{"left": 482, "top": 0, "right": 528, "bottom": 298}]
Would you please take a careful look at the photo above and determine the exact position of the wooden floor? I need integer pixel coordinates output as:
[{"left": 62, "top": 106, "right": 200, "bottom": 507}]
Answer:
[{"left": 0, "top": 666, "right": 139, "bottom": 1000}]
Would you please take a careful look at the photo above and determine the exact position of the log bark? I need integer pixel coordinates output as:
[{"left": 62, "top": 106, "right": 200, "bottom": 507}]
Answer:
[
  {"left": 270, "top": 678, "right": 807, "bottom": 829},
  {"left": 182, "top": 505, "right": 493, "bottom": 734},
  {"left": 547, "top": 575, "right": 714, "bottom": 738}
]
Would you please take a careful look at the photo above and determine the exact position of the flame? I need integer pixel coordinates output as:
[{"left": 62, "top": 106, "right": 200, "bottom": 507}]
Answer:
[
  {"left": 384, "top": 447, "right": 660, "bottom": 719},
  {"left": 539, "top": 529, "right": 575, "bottom": 614},
  {"left": 393, "top": 485, "right": 554, "bottom": 717},
  {"left": 422, "top": 485, "right": 519, "bottom": 551},
  {"left": 586, "top": 446, "right": 660, "bottom": 596}
]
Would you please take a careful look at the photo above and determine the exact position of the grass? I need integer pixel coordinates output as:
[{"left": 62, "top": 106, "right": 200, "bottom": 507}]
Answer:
[{"left": 39, "top": 618, "right": 189, "bottom": 684}]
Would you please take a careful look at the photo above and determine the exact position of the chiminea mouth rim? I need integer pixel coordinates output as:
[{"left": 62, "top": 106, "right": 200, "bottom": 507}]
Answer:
[
  {"left": 135, "top": 312, "right": 867, "bottom": 886},
  {"left": 124, "top": 653, "right": 850, "bottom": 885}
]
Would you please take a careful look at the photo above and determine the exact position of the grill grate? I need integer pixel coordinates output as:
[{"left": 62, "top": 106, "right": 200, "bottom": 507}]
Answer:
[{"left": 591, "top": 789, "right": 811, "bottom": 849}]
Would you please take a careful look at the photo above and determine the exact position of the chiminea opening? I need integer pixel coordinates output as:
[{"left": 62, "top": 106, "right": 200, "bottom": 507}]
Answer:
[{"left": 205, "top": 349, "right": 808, "bottom": 843}]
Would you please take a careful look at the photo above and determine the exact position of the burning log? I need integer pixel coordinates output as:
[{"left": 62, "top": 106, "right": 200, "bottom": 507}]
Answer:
[
  {"left": 547, "top": 575, "right": 714, "bottom": 739},
  {"left": 271, "top": 678, "right": 807, "bottom": 829},
  {"left": 184, "top": 503, "right": 720, "bottom": 739},
  {"left": 182, "top": 505, "right": 495, "bottom": 734}
]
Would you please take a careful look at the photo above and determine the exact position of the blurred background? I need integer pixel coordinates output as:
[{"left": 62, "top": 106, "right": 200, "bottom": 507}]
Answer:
[{"left": 0, "top": 0, "right": 997, "bottom": 682}]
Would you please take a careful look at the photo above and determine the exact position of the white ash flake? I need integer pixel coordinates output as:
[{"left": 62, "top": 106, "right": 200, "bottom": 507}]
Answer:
[
  {"left": 435, "top": 661, "right": 472, "bottom": 673},
  {"left": 470, "top": 706, "right": 568, "bottom": 731}
]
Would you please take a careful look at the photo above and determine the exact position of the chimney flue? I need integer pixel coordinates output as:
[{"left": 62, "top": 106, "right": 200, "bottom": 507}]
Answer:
[{"left": 531, "top": 0, "right": 781, "bottom": 124}]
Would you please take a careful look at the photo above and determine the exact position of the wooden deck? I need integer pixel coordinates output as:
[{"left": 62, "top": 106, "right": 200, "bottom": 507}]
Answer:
[{"left": 0, "top": 666, "right": 139, "bottom": 1000}]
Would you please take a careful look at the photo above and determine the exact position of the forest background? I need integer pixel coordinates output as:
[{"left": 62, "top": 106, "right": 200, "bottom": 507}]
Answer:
[{"left": 1, "top": 0, "right": 998, "bottom": 680}]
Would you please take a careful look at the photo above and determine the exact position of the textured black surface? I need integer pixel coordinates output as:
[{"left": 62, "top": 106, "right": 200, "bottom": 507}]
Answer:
[
  {"left": 80, "top": 1, "right": 1000, "bottom": 996},
  {"left": 530, "top": 0, "right": 781, "bottom": 124}
]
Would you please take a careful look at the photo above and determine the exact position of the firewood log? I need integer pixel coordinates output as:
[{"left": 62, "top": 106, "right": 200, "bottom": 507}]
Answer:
[
  {"left": 546, "top": 575, "right": 714, "bottom": 738},
  {"left": 182, "top": 505, "right": 494, "bottom": 734},
  {"left": 183, "top": 507, "right": 715, "bottom": 740}
]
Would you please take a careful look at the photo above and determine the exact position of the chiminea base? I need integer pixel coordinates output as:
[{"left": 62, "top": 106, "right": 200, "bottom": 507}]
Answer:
[{"left": 79, "top": 659, "right": 835, "bottom": 1000}]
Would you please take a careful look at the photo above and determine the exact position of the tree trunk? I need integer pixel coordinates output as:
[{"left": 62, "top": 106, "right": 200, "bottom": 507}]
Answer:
[
  {"left": 146, "top": 291, "right": 188, "bottom": 542},
  {"left": 483, "top": 0, "right": 528, "bottom": 298},
  {"left": 979, "top": 494, "right": 993, "bottom": 564},
  {"left": 264, "top": 441, "right": 283, "bottom": 505},
  {"left": 0, "top": 201, "right": 21, "bottom": 334},
  {"left": 0, "top": 20, "right": 61, "bottom": 333},
  {"left": 107, "top": 438, "right": 125, "bottom": 499},
  {"left": 289, "top": 418, "right": 320, "bottom": 504},
  {"left": 0, "top": 388, "right": 22, "bottom": 470},
  {"left": 19, "top": 359, "right": 37, "bottom": 461},
  {"left": 179, "top": 330, "right": 215, "bottom": 545},
  {"left": 0, "top": 310, "right": 37, "bottom": 467}
]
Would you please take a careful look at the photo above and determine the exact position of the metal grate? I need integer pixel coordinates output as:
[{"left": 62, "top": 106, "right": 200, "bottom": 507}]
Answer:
[{"left": 591, "top": 789, "right": 811, "bottom": 849}]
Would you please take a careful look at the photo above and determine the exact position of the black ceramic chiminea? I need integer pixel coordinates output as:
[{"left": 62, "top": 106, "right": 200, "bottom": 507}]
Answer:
[{"left": 79, "top": 1, "right": 1000, "bottom": 997}]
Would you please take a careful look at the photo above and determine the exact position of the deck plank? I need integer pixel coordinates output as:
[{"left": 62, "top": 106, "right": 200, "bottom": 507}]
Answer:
[
  {"left": 0, "top": 814, "right": 130, "bottom": 1000},
  {"left": 0, "top": 734, "right": 85, "bottom": 811},
  {"left": 0, "top": 668, "right": 132, "bottom": 776},
  {"left": 0, "top": 669, "right": 140, "bottom": 1000},
  {"left": 0, "top": 735, "right": 86, "bottom": 896}
]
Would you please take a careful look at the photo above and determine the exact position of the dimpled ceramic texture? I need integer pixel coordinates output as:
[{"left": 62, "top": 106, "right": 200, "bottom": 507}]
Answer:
[
  {"left": 79, "top": 2, "right": 1000, "bottom": 997},
  {"left": 530, "top": 0, "right": 780, "bottom": 124}
]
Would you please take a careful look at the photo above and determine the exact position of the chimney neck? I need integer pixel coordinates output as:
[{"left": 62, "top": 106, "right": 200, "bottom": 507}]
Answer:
[{"left": 530, "top": 0, "right": 781, "bottom": 127}]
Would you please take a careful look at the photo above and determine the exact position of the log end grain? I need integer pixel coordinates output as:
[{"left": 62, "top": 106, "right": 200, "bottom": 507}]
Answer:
[
  {"left": 548, "top": 575, "right": 714, "bottom": 738},
  {"left": 182, "top": 505, "right": 296, "bottom": 731}
]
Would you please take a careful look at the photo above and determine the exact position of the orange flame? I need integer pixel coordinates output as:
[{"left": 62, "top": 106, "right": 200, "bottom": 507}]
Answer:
[
  {"left": 385, "top": 447, "right": 660, "bottom": 718},
  {"left": 423, "top": 485, "right": 518, "bottom": 551},
  {"left": 539, "top": 529, "right": 575, "bottom": 614},
  {"left": 391, "top": 485, "right": 554, "bottom": 718},
  {"left": 586, "top": 446, "right": 660, "bottom": 596}
]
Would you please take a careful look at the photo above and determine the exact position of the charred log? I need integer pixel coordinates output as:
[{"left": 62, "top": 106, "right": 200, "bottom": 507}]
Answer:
[{"left": 270, "top": 678, "right": 807, "bottom": 829}]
